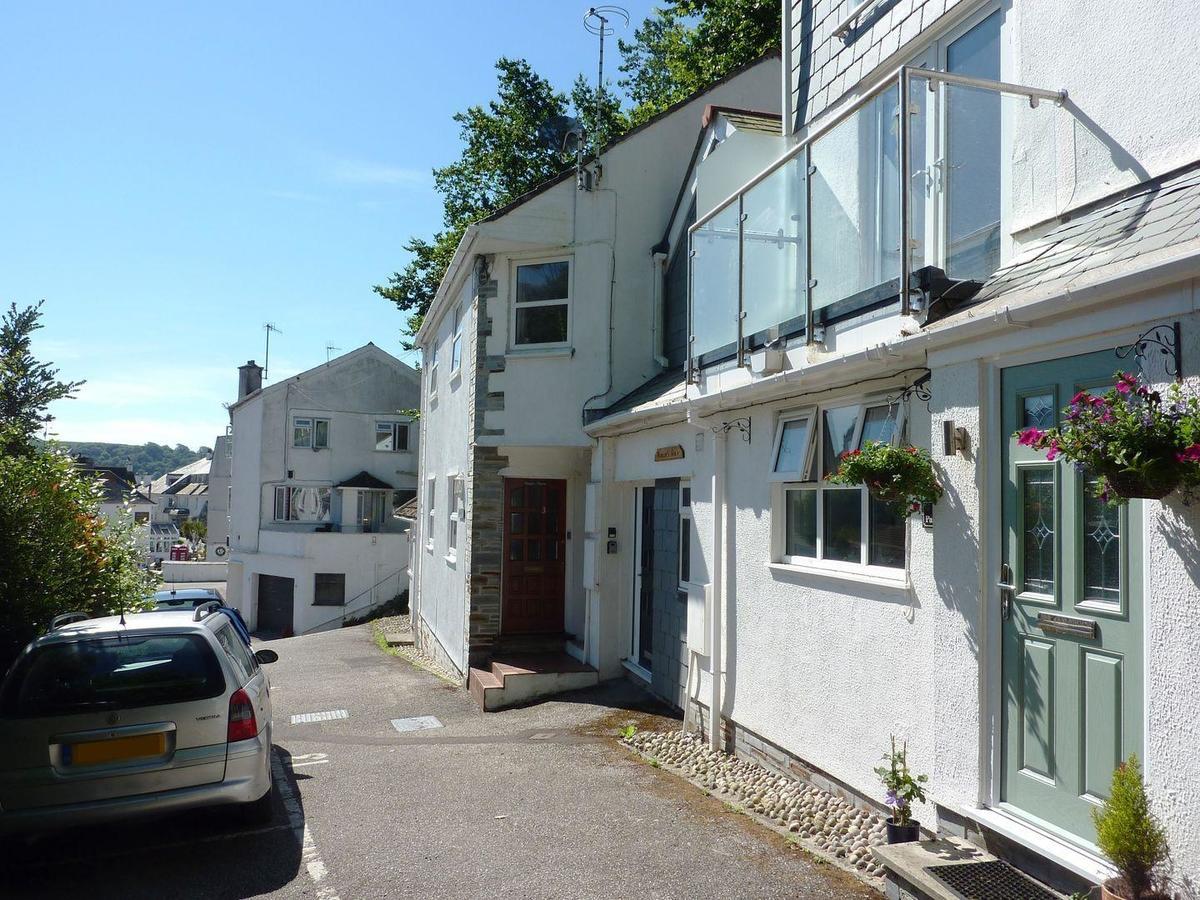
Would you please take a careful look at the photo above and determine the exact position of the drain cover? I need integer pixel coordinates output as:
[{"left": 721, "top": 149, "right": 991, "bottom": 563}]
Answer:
[
  {"left": 390, "top": 715, "right": 442, "bottom": 733},
  {"left": 929, "top": 860, "right": 1060, "bottom": 900},
  {"left": 290, "top": 709, "right": 349, "bottom": 724}
]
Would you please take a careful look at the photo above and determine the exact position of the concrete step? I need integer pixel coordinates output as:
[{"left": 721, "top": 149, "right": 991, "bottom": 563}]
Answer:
[
  {"left": 383, "top": 630, "right": 414, "bottom": 647},
  {"left": 494, "top": 632, "right": 574, "bottom": 655},
  {"left": 467, "top": 652, "right": 598, "bottom": 711}
]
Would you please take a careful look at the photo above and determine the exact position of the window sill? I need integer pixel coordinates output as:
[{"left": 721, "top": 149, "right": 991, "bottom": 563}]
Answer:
[
  {"left": 505, "top": 347, "right": 572, "bottom": 360},
  {"left": 425, "top": 541, "right": 435, "bottom": 553},
  {"left": 622, "top": 658, "right": 652, "bottom": 684},
  {"left": 443, "top": 552, "right": 457, "bottom": 567},
  {"left": 767, "top": 561, "right": 911, "bottom": 593}
]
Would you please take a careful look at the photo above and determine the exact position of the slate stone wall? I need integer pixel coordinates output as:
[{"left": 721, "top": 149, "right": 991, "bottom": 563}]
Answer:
[{"left": 650, "top": 478, "right": 687, "bottom": 708}]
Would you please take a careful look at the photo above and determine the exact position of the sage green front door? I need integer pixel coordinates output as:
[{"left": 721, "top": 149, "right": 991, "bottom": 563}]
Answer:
[{"left": 1001, "top": 351, "right": 1143, "bottom": 844}]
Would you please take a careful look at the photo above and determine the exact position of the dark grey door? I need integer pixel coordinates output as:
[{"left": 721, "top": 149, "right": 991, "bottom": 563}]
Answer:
[
  {"left": 257, "top": 574, "right": 295, "bottom": 636},
  {"left": 636, "top": 487, "right": 656, "bottom": 671}
]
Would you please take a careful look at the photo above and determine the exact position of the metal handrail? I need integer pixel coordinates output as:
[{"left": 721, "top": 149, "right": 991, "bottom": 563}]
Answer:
[
  {"left": 686, "top": 64, "right": 1068, "bottom": 363},
  {"left": 833, "top": 0, "right": 879, "bottom": 40}
]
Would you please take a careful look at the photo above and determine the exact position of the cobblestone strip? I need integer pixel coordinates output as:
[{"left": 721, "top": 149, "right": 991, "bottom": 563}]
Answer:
[{"left": 623, "top": 730, "right": 888, "bottom": 882}]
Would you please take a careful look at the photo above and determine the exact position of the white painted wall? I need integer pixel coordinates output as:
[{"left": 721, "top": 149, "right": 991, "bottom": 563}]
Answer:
[
  {"left": 208, "top": 434, "right": 232, "bottom": 548},
  {"left": 415, "top": 278, "right": 474, "bottom": 672}
]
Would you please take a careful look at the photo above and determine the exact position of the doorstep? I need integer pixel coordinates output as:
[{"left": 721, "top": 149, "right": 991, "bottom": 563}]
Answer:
[{"left": 872, "top": 836, "right": 1068, "bottom": 900}]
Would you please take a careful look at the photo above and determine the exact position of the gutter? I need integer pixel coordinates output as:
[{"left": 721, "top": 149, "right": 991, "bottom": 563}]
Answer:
[{"left": 584, "top": 247, "right": 1200, "bottom": 437}]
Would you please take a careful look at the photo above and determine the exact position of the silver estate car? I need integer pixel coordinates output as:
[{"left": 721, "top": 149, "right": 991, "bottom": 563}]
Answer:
[{"left": 0, "top": 604, "right": 277, "bottom": 833}]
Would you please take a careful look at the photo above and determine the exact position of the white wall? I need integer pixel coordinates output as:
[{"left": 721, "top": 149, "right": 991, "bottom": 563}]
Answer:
[{"left": 416, "top": 278, "right": 474, "bottom": 672}]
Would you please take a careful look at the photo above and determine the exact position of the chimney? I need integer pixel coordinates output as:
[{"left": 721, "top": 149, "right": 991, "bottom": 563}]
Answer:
[{"left": 238, "top": 360, "right": 263, "bottom": 400}]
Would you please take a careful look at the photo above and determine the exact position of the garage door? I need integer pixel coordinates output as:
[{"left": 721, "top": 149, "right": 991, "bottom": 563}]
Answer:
[{"left": 257, "top": 574, "right": 295, "bottom": 636}]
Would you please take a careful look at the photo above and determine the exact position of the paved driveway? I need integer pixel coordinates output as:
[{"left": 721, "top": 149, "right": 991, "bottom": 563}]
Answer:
[{"left": 2, "top": 626, "right": 876, "bottom": 899}]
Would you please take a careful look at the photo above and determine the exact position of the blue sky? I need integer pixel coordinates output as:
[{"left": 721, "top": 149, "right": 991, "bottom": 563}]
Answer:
[{"left": 1, "top": 1, "right": 657, "bottom": 450}]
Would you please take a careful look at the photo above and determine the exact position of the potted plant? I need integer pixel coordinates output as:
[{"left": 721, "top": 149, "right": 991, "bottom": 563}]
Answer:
[
  {"left": 875, "top": 736, "right": 928, "bottom": 843},
  {"left": 827, "top": 442, "right": 943, "bottom": 517},
  {"left": 1093, "top": 755, "right": 1171, "bottom": 900},
  {"left": 1017, "top": 371, "right": 1200, "bottom": 503}
]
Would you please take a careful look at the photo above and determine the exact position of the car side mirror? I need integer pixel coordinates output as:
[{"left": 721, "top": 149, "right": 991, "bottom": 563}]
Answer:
[{"left": 254, "top": 649, "right": 279, "bottom": 665}]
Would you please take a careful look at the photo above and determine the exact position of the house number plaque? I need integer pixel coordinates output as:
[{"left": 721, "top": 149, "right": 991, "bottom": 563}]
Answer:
[
  {"left": 1036, "top": 612, "right": 1098, "bottom": 639},
  {"left": 654, "top": 444, "right": 685, "bottom": 462}
]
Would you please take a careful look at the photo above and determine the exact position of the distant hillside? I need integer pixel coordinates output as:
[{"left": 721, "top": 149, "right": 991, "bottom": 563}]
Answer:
[{"left": 61, "top": 442, "right": 211, "bottom": 482}]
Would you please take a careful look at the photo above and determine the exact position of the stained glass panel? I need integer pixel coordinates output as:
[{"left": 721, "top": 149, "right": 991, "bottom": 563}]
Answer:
[
  {"left": 1021, "top": 468, "right": 1055, "bottom": 595},
  {"left": 1083, "top": 479, "right": 1121, "bottom": 605},
  {"left": 1022, "top": 393, "right": 1055, "bottom": 430}
]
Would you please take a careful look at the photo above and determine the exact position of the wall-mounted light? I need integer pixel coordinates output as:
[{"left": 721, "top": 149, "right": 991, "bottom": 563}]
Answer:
[{"left": 942, "top": 420, "right": 969, "bottom": 457}]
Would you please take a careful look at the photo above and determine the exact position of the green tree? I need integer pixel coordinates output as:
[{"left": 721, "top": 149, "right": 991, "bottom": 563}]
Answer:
[
  {"left": 180, "top": 518, "right": 207, "bottom": 544},
  {"left": 374, "top": 59, "right": 627, "bottom": 345},
  {"left": 0, "top": 303, "right": 154, "bottom": 670},
  {"left": 1, "top": 301, "right": 82, "bottom": 456},
  {"left": 619, "top": 0, "right": 781, "bottom": 125}
]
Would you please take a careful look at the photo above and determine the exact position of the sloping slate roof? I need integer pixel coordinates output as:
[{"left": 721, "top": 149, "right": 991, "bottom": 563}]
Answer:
[
  {"left": 87, "top": 468, "right": 153, "bottom": 505},
  {"left": 720, "top": 109, "right": 784, "bottom": 135},
  {"left": 935, "top": 163, "right": 1200, "bottom": 327},
  {"left": 395, "top": 496, "right": 419, "bottom": 520},
  {"left": 335, "top": 471, "right": 394, "bottom": 490},
  {"left": 591, "top": 368, "right": 689, "bottom": 423}
]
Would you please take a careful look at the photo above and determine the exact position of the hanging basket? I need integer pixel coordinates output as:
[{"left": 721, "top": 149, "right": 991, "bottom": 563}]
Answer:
[{"left": 1100, "top": 462, "right": 1180, "bottom": 501}]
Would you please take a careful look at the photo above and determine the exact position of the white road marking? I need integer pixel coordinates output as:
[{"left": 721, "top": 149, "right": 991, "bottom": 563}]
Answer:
[
  {"left": 291, "top": 709, "right": 348, "bottom": 725},
  {"left": 273, "top": 751, "right": 340, "bottom": 900},
  {"left": 390, "top": 715, "right": 442, "bottom": 733},
  {"left": 288, "top": 752, "right": 330, "bottom": 768}
]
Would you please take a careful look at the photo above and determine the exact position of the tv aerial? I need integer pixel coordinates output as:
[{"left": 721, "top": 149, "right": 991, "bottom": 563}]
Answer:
[{"left": 583, "top": 6, "right": 629, "bottom": 165}]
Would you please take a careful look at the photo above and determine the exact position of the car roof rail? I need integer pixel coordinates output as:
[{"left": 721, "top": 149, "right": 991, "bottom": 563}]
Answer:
[
  {"left": 193, "top": 600, "right": 222, "bottom": 622},
  {"left": 50, "top": 612, "right": 91, "bottom": 630}
]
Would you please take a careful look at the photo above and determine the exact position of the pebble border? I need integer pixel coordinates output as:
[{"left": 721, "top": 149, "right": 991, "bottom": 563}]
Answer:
[{"left": 622, "top": 729, "right": 888, "bottom": 883}]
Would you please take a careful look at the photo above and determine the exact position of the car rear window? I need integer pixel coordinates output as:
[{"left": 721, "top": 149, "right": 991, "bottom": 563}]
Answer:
[{"left": 0, "top": 634, "right": 225, "bottom": 718}]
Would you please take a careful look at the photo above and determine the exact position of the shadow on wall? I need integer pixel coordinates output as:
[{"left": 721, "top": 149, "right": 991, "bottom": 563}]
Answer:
[{"left": 931, "top": 452, "right": 981, "bottom": 660}]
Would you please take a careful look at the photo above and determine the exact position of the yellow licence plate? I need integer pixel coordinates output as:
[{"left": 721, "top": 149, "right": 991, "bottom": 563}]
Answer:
[{"left": 69, "top": 733, "right": 167, "bottom": 766}]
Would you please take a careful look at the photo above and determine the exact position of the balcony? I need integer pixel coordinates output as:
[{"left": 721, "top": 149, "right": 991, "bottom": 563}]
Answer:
[{"left": 687, "top": 67, "right": 1066, "bottom": 371}]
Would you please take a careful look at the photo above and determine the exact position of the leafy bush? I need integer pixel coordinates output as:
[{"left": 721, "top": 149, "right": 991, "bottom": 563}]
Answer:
[
  {"left": 1017, "top": 371, "right": 1200, "bottom": 503},
  {"left": 0, "top": 447, "right": 155, "bottom": 671},
  {"left": 1093, "top": 755, "right": 1168, "bottom": 899},
  {"left": 827, "top": 442, "right": 943, "bottom": 517}
]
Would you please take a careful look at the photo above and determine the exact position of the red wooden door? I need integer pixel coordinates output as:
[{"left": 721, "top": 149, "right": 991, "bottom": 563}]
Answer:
[{"left": 502, "top": 478, "right": 566, "bottom": 634}]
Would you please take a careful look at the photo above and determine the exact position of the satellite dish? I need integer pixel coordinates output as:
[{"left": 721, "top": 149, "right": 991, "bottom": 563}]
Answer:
[{"left": 538, "top": 115, "right": 584, "bottom": 152}]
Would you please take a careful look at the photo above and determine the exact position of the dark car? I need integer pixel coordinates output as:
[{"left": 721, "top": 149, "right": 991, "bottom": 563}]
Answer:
[{"left": 151, "top": 590, "right": 251, "bottom": 646}]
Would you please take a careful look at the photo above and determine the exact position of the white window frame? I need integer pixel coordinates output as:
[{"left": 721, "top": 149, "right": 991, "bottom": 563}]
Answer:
[
  {"left": 450, "top": 304, "right": 463, "bottom": 374},
  {"left": 771, "top": 398, "right": 908, "bottom": 575},
  {"left": 425, "top": 477, "right": 436, "bottom": 552},
  {"left": 446, "top": 474, "right": 463, "bottom": 559},
  {"left": 510, "top": 257, "right": 572, "bottom": 349},
  {"left": 292, "top": 416, "right": 330, "bottom": 449},
  {"left": 428, "top": 357, "right": 439, "bottom": 402},
  {"left": 375, "top": 421, "right": 409, "bottom": 453},
  {"left": 768, "top": 407, "right": 817, "bottom": 482},
  {"left": 679, "top": 480, "right": 694, "bottom": 587}
]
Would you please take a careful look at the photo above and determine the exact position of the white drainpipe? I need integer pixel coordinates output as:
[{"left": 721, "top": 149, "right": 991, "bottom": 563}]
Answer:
[{"left": 709, "top": 426, "right": 726, "bottom": 751}]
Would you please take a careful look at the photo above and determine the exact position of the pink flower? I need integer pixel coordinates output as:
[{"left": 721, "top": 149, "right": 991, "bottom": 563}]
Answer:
[
  {"left": 1071, "top": 391, "right": 1091, "bottom": 405},
  {"left": 1115, "top": 372, "right": 1138, "bottom": 395},
  {"left": 1017, "top": 428, "right": 1045, "bottom": 447},
  {"left": 1176, "top": 443, "right": 1200, "bottom": 463},
  {"left": 1046, "top": 439, "right": 1060, "bottom": 461}
]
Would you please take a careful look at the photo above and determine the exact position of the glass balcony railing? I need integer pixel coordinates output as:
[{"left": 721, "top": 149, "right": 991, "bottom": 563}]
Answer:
[{"left": 687, "top": 66, "right": 1066, "bottom": 372}]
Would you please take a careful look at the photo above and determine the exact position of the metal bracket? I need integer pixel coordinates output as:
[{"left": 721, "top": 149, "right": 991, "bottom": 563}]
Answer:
[
  {"left": 1116, "top": 321, "right": 1182, "bottom": 381},
  {"left": 711, "top": 417, "right": 751, "bottom": 443},
  {"left": 886, "top": 370, "right": 933, "bottom": 405}
]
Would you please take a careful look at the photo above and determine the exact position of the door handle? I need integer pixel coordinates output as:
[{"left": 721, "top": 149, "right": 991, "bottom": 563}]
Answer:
[{"left": 998, "top": 563, "right": 1014, "bottom": 621}]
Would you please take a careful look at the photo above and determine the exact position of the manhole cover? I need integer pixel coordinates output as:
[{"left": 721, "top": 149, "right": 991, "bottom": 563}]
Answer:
[
  {"left": 929, "top": 860, "right": 1060, "bottom": 900},
  {"left": 290, "top": 709, "right": 349, "bottom": 724},
  {"left": 391, "top": 715, "right": 443, "bottom": 733}
]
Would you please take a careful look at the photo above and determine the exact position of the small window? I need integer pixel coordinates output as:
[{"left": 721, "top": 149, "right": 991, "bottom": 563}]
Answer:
[
  {"left": 775, "top": 398, "right": 906, "bottom": 572},
  {"left": 375, "top": 422, "right": 409, "bottom": 452},
  {"left": 293, "top": 417, "right": 329, "bottom": 450},
  {"left": 293, "top": 417, "right": 313, "bottom": 448},
  {"left": 447, "top": 475, "right": 464, "bottom": 553},
  {"left": 314, "top": 573, "right": 346, "bottom": 606},
  {"left": 429, "top": 360, "right": 439, "bottom": 398},
  {"left": 451, "top": 305, "right": 463, "bottom": 372},
  {"left": 679, "top": 480, "right": 693, "bottom": 584},
  {"left": 513, "top": 260, "right": 570, "bottom": 346},
  {"left": 425, "top": 478, "right": 436, "bottom": 550},
  {"left": 134, "top": 511, "right": 150, "bottom": 524}
]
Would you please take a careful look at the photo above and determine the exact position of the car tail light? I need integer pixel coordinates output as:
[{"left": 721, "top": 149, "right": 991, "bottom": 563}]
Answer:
[{"left": 228, "top": 688, "right": 258, "bottom": 742}]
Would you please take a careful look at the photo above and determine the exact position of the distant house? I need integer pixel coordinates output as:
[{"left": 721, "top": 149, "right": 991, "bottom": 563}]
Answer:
[
  {"left": 225, "top": 345, "right": 420, "bottom": 636},
  {"left": 149, "top": 454, "right": 210, "bottom": 533},
  {"left": 76, "top": 460, "right": 159, "bottom": 560},
  {"left": 207, "top": 432, "right": 232, "bottom": 555}
]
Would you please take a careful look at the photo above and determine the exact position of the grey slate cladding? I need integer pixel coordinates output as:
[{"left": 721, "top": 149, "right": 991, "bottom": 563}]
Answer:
[
  {"left": 650, "top": 479, "right": 688, "bottom": 710},
  {"left": 791, "top": 0, "right": 969, "bottom": 130}
]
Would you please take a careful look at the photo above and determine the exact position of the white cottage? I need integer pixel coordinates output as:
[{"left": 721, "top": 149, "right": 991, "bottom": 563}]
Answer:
[
  {"left": 410, "top": 54, "right": 783, "bottom": 698},
  {"left": 225, "top": 344, "right": 419, "bottom": 635},
  {"left": 581, "top": 0, "right": 1200, "bottom": 892}
]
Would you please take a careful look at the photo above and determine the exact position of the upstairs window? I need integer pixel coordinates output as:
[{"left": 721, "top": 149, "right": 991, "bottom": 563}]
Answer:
[
  {"left": 513, "top": 260, "right": 570, "bottom": 346},
  {"left": 273, "top": 486, "right": 332, "bottom": 523},
  {"left": 425, "top": 478, "right": 436, "bottom": 550},
  {"left": 293, "top": 417, "right": 329, "bottom": 449},
  {"left": 451, "top": 305, "right": 464, "bottom": 373},
  {"left": 375, "top": 421, "right": 409, "bottom": 452},
  {"left": 772, "top": 400, "right": 907, "bottom": 572},
  {"left": 447, "top": 475, "right": 464, "bottom": 555}
]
